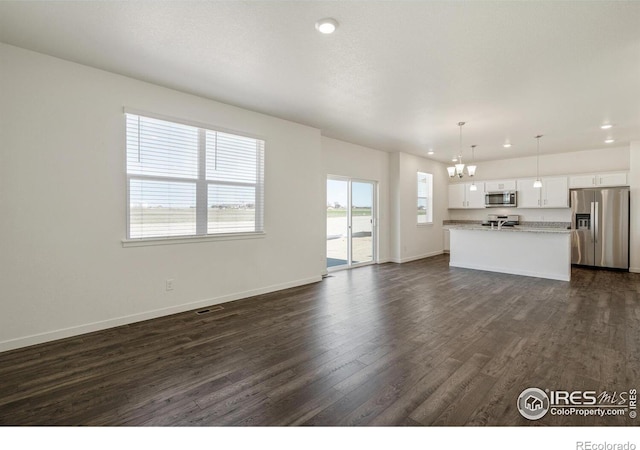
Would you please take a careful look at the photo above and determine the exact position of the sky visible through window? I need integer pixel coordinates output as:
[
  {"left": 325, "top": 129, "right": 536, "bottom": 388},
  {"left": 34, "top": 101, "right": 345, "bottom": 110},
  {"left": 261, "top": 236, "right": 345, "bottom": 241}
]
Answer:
[{"left": 327, "top": 180, "right": 372, "bottom": 208}]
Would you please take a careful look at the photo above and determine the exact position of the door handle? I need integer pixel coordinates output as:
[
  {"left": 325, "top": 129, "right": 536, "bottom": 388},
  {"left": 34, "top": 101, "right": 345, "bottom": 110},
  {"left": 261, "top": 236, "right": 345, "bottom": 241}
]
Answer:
[
  {"left": 590, "top": 202, "right": 595, "bottom": 242},
  {"left": 594, "top": 201, "right": 598, "bottom": 243}
]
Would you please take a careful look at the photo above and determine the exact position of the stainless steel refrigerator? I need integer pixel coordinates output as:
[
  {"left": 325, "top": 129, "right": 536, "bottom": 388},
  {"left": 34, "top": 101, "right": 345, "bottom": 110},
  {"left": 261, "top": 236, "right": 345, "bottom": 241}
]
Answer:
[{"left": 570, "top": 187, "right": 630, "bottom": 269}]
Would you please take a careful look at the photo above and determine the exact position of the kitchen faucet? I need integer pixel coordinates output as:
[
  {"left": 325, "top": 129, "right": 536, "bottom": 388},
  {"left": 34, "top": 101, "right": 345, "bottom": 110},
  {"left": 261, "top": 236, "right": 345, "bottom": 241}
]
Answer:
[{"left": 497, "top": 219, "right": 508, "bottom": 230}]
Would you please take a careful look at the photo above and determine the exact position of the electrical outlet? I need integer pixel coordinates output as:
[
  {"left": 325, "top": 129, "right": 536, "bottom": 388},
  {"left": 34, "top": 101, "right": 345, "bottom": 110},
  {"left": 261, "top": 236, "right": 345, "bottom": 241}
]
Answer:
[{"left": 166, "top": 279, "right": 174, "bottom": 291}]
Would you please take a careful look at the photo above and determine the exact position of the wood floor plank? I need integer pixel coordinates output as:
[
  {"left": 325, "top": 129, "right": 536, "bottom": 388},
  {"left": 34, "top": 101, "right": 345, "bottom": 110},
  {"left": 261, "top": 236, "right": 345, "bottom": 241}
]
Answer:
[
  {"left": 409, "top": 352, "right": 492, "bottom": 425},
  {"left": 368, "top": 357, "right": 463, "bottom": 426}
]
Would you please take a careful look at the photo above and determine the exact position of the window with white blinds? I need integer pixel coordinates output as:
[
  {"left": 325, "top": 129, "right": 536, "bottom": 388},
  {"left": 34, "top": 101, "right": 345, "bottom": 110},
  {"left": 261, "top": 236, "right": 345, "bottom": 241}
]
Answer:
[
  {"left": 126, "top": 113, "right": 264, "bottom": 240},
  {"left": 417, "top": 172, "right": 433, "bottom": 224}
]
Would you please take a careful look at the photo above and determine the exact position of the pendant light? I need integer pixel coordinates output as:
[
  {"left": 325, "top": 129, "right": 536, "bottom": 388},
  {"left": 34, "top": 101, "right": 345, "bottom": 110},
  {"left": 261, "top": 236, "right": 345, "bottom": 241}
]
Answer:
[
  {"left": 533, "top": 135, "right": 543, "bottom": 188},
  {"left": 447, "top": 122, "right": 466, "bottom": 178},
  {"left": 467, "top": 144, "right": 477, "bottom": 177},
  {"left": 469, "top": 145, "right": 478, "bottom": 191}
]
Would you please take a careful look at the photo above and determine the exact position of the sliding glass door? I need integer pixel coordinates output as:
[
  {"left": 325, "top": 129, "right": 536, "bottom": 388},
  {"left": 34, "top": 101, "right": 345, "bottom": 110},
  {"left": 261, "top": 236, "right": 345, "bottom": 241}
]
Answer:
[
  {"left": 351, "top": 181, "right": 374, "bottom": 265},
  {"left": 326, "top": 178, "right": 349, "bottom": 268},
  {"left": 326, "top": 177, "right": 376, "bottom": 270}
]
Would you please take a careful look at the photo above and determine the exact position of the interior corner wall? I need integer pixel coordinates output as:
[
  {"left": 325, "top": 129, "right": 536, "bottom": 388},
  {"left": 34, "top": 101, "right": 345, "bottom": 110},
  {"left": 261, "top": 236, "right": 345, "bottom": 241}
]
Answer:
[
  {"left": 630, "top": 141, "right": 640, "bottom": 273},
  {"left": 321, "top": 137, "right": 391, "bottom": 264},
  {"left": 0, "top": 43, "right": 324, "bottom": 352},
  {"left": 390, "top": 152, "right": 449, "bottom": 263},
  {"left": 389, "top": 153, "right": 402, "bottom": 262}
]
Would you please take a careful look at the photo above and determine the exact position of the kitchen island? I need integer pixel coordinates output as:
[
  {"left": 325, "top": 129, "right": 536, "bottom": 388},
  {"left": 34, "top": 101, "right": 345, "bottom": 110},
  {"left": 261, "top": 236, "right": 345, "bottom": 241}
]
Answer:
[{"left": 448, "top": 226, "right": 572, "bottom": 281}]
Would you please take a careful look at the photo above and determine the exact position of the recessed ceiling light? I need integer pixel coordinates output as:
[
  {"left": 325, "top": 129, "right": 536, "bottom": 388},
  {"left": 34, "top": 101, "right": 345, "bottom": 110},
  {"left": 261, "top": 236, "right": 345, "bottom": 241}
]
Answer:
[
  {"left": 452, "top": 157, "right": 458, "bottom": 162},
  {"left": 315, "top": 18, "right": 338, "bottom": 34},
  {"left": 427, "top": 149, "right": 434, "bottom": 155},
  {"left": 605, "top": 138, "right": 615, "bottom": 144},
  {"left": 503, "top": 143, "right": 512, "bottom": 148},
  {"left": 601, "top": 124, "right": 613, "bottom": 130}
]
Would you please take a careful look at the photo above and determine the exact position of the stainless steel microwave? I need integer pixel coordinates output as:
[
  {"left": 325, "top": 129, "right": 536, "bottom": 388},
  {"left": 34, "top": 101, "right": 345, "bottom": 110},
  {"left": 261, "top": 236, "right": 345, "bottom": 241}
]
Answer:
[{"left": 485, "top": 191, "right": 517, "bottom": 208}]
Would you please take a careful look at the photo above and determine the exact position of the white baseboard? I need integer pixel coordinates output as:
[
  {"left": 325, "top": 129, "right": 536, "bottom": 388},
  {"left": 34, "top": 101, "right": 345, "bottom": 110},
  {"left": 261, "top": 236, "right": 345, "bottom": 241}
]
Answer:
[
  {"left": 0, "top": 275, "right": 322, "bottom": 353},
  {"left": 630, "top": 267, "right": 640, "bottom": 274},
  {"left": 391, "top": 250, "right": 444, "bottom": 264}
]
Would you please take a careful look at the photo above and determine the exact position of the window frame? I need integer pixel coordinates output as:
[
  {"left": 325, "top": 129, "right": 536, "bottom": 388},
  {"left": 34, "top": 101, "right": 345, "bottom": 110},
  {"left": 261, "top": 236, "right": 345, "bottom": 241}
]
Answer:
[
  {"left": 122, "top": 108, "right": 265, "bottom": 246},
  {"left": 417, "top": 171, "right": 433, "bottom": 226}
]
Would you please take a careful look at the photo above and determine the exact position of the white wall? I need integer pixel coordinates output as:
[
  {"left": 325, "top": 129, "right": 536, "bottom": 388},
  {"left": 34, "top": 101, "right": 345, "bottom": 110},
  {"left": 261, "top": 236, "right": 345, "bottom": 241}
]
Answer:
[
  {"left": 321, "top": 137, "right": 390, "bottom": 264},
  {"left": 448, "top": 146, "right": 630, "bottom": 223},
  {"left": 0, "top": 44, "right": 324, "bottom": 351},
  {"left": 390, "top": 152, "right": 449, "bottom": 263},
  {"left": 630, "top": 141, "right": 640, "bottom": 273}
]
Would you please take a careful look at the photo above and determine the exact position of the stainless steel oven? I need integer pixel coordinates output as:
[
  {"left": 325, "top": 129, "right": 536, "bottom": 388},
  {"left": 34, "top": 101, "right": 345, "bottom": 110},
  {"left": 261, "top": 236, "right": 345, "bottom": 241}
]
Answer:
[{"left": 485, "top": 191, "right": 517, "bottom": 208}]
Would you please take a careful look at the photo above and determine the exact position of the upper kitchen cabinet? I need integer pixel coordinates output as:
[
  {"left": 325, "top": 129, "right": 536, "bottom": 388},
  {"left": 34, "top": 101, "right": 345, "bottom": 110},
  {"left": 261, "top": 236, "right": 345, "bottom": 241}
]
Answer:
[
  {"left": 467, "top": 183, "right": 486, "bottom": 208},
  {"left": 516, "top": 176, "right": 569, "bottom": 208},
  {"left": 517, "top": 178, "right": 541, "bottom": 208},
  {"left": 542, "top": 176, "right": 569, "bottom": 207},
  {"left": 484, "top": 179, "right": 516, "bottom": 192},
  {"left": 448, "top": 182, "right": 485, "bottom": 209},
  {"left": 568, "top": 172, "right": 628, "bottom": 188}
]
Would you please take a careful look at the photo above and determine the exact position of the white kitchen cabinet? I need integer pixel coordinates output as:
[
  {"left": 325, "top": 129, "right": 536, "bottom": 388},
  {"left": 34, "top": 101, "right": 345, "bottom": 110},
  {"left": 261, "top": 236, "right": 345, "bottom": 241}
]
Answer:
[
  {"left": 484, "top": 179, "right": 516, "bottom": 192},
  {"left": 516, "top": 178, "right": 541, "bottom": 208},
  {"left": 569, "top": 174, "right": 597, "bottom": 188},
  {"left": 568, "top": 172, "right": 628, "bottom": 188},
  {"left": 448, "top": 184, "right": 466, "bottom": 209},
  {"left": 448, "top": 183, "right": 485, "bottom": 209},
  {"left": 516, "top": 176, "right": 568, "bottom": 208},
  {"left": 467, "top": 184, "right": 486, "bottom": 208},
  {"left": 598, "top": 172, "right": 628, "bottom": 187},
  {"left": 542, "top": 176, "right": 569, "bottom": 207}
]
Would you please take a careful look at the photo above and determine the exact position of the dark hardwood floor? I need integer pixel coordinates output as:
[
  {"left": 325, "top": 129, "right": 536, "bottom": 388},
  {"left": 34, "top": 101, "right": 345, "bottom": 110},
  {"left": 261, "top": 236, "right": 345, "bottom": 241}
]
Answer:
[{"left": 1, "top": 254, "right": 639, "bottom": 426}]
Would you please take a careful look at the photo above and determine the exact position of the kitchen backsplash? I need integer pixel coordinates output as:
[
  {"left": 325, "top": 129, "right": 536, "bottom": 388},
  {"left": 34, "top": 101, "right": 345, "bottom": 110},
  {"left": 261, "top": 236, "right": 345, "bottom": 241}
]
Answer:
[{"left": 448, "top": 207, "right": 571, "bottom": 223}]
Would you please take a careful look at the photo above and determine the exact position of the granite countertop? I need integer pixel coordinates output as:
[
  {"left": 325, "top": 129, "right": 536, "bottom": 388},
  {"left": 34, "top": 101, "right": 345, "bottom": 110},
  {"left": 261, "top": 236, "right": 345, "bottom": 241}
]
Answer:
[{"left": 445, "top": 224, "right": 571, "bottom": 234}]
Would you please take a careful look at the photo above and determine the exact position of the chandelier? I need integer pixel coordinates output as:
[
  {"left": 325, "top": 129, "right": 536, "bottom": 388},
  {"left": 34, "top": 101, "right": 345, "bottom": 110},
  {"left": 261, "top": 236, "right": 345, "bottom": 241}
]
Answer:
[{"left": 447, "top": 122, "right": 476, "bottom": 178}]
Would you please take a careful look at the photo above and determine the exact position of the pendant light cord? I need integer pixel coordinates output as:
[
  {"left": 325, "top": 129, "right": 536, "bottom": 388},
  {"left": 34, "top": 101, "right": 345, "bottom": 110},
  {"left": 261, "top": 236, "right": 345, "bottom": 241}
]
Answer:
[
  {"left": 536, "top": 135, "right": 542, "bottom": 180},
  {"left": 458, "top": 122, "right": 465, "bottom": 162}
]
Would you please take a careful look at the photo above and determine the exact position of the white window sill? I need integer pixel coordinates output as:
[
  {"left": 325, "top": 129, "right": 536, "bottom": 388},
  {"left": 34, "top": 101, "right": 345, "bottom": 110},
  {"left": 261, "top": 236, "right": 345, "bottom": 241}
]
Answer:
[
  {"left": 122, "top": 232, "right": 266, "bottom": 248},
  {"left": 417, "top": 222, "right": 434, "bottom": 227}
]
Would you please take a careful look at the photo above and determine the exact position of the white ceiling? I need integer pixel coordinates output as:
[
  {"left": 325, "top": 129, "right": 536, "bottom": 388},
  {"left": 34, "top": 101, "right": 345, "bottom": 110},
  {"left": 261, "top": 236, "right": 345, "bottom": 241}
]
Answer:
[{"left": 1, "top": 1, "right": 639, "bottom": 163}]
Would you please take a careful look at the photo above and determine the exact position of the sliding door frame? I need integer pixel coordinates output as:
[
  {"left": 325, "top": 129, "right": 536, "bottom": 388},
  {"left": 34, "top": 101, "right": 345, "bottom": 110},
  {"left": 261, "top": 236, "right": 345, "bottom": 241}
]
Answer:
[{"left": 326, "top": 175, "right": 378, "bottom": 272}]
